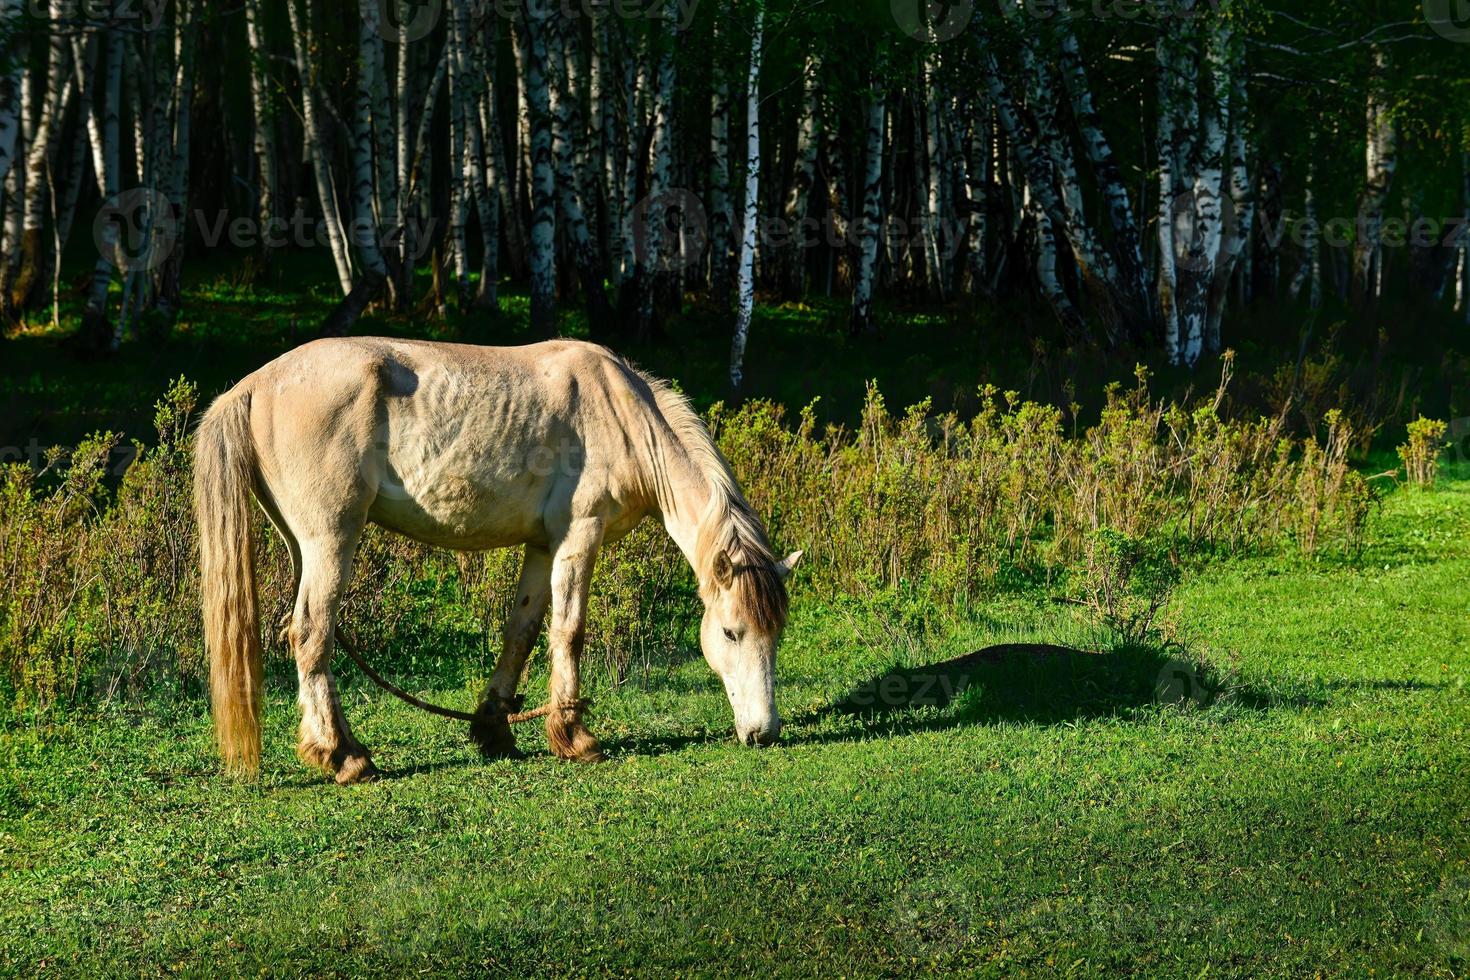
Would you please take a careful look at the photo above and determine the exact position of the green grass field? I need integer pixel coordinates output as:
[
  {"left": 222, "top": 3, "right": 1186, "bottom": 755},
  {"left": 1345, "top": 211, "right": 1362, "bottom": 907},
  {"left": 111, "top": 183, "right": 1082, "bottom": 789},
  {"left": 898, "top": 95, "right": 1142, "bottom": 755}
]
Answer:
[{"left": 2, "top": 462, "right": 1467, "bottom": 975}]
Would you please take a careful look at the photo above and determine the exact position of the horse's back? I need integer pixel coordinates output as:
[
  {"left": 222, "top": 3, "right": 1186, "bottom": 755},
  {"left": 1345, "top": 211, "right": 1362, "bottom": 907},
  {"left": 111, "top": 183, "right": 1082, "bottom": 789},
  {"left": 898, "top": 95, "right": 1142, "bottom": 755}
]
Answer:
[{"left": 238, "top": 338, "right": 657, "bottom": 551}]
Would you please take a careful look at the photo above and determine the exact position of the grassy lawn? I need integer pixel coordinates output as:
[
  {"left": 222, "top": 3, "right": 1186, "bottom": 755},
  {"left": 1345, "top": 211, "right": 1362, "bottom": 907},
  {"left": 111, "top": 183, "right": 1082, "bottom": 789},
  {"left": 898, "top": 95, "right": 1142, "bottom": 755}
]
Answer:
[{"left": 1, "top": 468, "right": 1467, "bottom": 975}]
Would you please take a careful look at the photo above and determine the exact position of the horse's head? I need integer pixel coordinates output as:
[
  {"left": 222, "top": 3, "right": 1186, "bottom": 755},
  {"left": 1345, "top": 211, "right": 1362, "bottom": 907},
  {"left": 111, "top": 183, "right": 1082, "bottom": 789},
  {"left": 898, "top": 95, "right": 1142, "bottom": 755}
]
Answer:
[{"left": 699, "top": 549, "right": 802, "bottom": 746}]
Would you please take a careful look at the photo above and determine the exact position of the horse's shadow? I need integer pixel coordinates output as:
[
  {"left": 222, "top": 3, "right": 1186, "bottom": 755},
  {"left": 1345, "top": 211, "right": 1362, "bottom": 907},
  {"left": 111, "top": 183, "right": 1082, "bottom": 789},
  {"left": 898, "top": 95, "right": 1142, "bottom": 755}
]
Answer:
[{"left": 605, "top": 643, "right": 1299, "bottom": 756}]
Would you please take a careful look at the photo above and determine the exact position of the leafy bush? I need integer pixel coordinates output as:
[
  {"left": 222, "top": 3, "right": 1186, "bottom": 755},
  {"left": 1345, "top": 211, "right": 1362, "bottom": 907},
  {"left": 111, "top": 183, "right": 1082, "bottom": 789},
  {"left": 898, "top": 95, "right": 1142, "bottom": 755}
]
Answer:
[
  {"left": 0, "top": 363, "right": 1376, "bottom": 708},
  {"left": 1398, "top": 417, "right": 1447, "bottom": 488},
  {"left": 1072, "top": 530, "right": 1181, "bottom": 647}
]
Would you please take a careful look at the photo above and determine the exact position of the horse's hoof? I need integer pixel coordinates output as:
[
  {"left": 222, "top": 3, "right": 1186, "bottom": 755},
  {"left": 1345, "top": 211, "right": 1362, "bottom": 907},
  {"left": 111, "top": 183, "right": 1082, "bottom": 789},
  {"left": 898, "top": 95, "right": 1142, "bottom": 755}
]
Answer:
[
  {"left": 335, "top": 753, "right": 381, "bottom": 785},
  {"left": 470, "top": 704, "right": 524, "bottom": 760},
  {"left": 474, "top": 734, "right": 527, "bottom": 761}
]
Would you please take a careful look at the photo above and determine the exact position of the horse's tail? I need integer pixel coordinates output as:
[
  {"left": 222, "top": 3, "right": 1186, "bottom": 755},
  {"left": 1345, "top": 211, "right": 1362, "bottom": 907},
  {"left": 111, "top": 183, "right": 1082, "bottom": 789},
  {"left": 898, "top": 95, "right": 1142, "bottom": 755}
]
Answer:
[{"left": 194, "top": 388, "right": 264, "bottom": 776}]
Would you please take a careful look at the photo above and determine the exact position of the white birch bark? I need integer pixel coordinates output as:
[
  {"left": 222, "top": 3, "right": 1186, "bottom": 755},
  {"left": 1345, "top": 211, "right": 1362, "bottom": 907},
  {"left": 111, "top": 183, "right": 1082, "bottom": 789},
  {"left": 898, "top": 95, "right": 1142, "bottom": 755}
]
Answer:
[
  {"left": 1460, "top": 150, "right": 1469, "bottom": 324},
  {"left": 446, "top": 0, "right": 471, "bottom": 306},
  {"left": 617, "top": 40, "right": 646, "bottom": 291},
  {"left": 979, "top": 49, "right": 1087, "bottom": 341},
  {"left": 546, "top": 8, "right": 610, "bottom": 330},
  {"left": 244, "top": 0, "right": 278, "bottom": 257},
  {"left": 1156, "top": 26, "right": 1180, "bottom": 362},
  {"left": 636, "top": 32, "right": 675, "bottom": 337},
  {"left": 471, "top": 8, "right": 500, "bottom": 310},
  {"left": 1353, "top": 44, "right": 1396, "bottom": 305},
  {"left": 518, "top": 0, "right": 557, "bottom": 336},
  {"left": 779, "top": 50, "right": 822, "bottom": 297},
  {"left": 964, "top": 109, "right": 989, "bottom": 295},
  {"left": 351, "top": 0, "right": 389, "bottom": 274},
  {"left": 706, "top": 26, "right": 734, "bottom": 306},
  {"left": 850, "top": 78, "right": 885, "bottom": 336},
  {"left": 729, "top": 8, "right": 763, "bottom": 390},
  {"left": 1057, "top": 25, "right": 1153, "bottom": 340},
  {"left": 288, "top": 0, "right": 354, "bottom": 296},
  {"left": 0, "top": 0, "right": 23, "bottom": 188},
  {"left": 14, "top": 1, "right": 69, "bottom": 309},
  {"left": 921, "top": 54, "right": 946, "bottom": 296},
  {"left": 1207, "top": 69, "right": 1252, "bottom": 354},
  {"left": 594, "top": 8, "right": 623, "bottom": 287},
  {"left": 1288, "top": 158, "right": 1322, "bottom": 309},
  {"left": 82, "top": 20, "right": 123, "bottom": 346}
]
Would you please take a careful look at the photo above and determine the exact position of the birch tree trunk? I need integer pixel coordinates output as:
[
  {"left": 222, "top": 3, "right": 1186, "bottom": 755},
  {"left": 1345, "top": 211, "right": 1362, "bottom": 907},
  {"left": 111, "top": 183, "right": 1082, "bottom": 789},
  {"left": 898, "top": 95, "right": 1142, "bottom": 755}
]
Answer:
[
  {"left": 0, "top": 0, "right": 22, "bottom": 189},
  {"left": 708, "top": 8, "right": 734, "bottom": 308},
  {"left": 471, "top": 7, "right": 500, "bottom": 311},
  {"left": 850, "top": 78, "right": 885, "bottom": 337},
  {"left": 1057, "top": 24, "right": 1153, "bottom": 342},
  {"left": 920, "top": 54, "right": 947, "bottom": 297},
  {"left": 821, "top": 93, "right": 850, "bottom": 294},
  {"left": 287, "top": 0, "right": 354, "bottom": 297},
  {"left": 729, "top": 8, "right": 764, "bottom": 391},
  {"left": 0, "top": 63, "right": 26, "bottom": 318},
  {"left": 1206, "top": 70, "right": 1252, "bottom": 354},
  {"left": 1288, "top": 158, "right": 1322, "bottom": 309},
  {"left": 446, "top": 0, "right": 471, "bottom": 308},
  {"left": 1156, "top": 5, "right": 1234, "bottom": 367},
  {"left": 1352, "top": 45, "right": 1396, "bottom": 307},
  {"left": 979, "top": 50, "right": 1087, "bottom": 342},
  {"left": 594, "top": 7, "right": 623, "bottom": 289},
  {"left": 1459, "top": 150, "right": 1469, "bottom": 324},
  {"left": 634, "top": 32, "right": 675, "bottom": 339},
  {"left": 518, "top": 0, "right": 557, "bottom": 336},
  {"left": 244, "top": 0, "right": 278, "bottom": 266},
  {"left": 13, "top": 1, "right": 69, "bottom": 311},
  {"left": 778, "top": 51, "right": 822, "bottom": 299},
  {"left": 546, "top": 9, "right": 612, "bottom": 334},
  {"left": 319, "top": 0, "right": 390, "bottom": 335},
  {"left": 81, "top": 19, "right": 124, "bottom": 349},
  {"left": 964, "top": 108, "right": 989, "bottom": 296}
]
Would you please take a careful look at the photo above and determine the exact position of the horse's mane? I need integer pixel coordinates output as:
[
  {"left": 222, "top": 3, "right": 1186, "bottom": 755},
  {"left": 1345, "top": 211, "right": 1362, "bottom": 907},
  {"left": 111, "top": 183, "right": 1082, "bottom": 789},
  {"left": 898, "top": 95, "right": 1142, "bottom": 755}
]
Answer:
[{"left": 631, "top": 366, "right": 788, "bottom": 633}]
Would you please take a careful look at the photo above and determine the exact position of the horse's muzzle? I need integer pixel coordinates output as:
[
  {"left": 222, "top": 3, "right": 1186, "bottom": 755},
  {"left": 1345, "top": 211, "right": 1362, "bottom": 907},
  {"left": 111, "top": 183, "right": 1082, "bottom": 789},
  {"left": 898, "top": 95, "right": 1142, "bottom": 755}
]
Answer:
[{"left": 738, "top": 718, "right": 782, "bottom": 747}]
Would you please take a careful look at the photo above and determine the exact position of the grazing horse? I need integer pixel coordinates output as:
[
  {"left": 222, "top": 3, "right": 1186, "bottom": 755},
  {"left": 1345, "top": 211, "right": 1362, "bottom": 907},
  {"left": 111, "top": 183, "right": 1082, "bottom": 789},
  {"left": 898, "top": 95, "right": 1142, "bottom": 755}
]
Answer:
[{"left": 194, "top": 338, "right": 801, "bottom": 783}]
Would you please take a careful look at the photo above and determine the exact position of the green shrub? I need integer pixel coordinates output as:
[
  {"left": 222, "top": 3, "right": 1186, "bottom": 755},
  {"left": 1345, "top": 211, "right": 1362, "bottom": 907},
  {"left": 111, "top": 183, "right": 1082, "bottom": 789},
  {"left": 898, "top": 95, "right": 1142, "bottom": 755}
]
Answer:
[
  {"left": 1072, "top": 530, "right": 1181, "bottom": 647},
  {"left": 0, "top": 365, "right": 1377, "bottom": 708},
  {"left": 1398, "top": 417, "right": 1447, "bottom": 488}
]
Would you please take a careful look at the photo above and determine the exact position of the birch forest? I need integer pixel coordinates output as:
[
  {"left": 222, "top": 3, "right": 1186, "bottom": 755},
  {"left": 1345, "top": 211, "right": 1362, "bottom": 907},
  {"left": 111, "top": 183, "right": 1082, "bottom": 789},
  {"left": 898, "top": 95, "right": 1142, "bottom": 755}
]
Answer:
[{"left": 1, "top": 0, "right": 1468, "bottom": 383}]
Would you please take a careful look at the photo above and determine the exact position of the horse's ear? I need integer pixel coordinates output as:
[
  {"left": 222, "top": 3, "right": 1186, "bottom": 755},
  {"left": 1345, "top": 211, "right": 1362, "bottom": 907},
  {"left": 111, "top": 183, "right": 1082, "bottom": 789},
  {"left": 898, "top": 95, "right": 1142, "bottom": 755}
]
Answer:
[
  {"left": 712, "top": 550, "right": 735, "bottom": 589},
  {"left": 775, "top": 550, "right": 803, "bottom": 581}
]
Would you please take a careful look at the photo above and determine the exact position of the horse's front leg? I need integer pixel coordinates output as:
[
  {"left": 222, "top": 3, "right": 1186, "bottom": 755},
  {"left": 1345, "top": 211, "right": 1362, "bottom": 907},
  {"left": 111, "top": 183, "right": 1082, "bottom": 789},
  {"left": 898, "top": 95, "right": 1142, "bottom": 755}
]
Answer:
[
  {"left": 471, "top": 545, "right": 552, "bottom": 759},
  {"left": 544, "top": 517, "right": 606, "bottom": 763}
]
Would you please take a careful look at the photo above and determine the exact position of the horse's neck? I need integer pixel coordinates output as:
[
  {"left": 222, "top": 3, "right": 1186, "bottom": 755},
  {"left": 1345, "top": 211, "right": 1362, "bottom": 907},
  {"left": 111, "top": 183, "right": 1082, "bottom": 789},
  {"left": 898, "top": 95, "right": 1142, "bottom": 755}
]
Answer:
[{"left": 649, "top": 433, "right": 714, "bottom": 579}]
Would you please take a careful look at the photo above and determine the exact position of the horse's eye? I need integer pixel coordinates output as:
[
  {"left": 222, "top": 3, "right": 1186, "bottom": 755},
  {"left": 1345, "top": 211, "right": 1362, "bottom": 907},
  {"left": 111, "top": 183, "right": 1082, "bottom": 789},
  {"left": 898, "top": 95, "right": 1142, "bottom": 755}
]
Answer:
[{"left": 723, "top": 628, "right": 738, "bottom": 643}]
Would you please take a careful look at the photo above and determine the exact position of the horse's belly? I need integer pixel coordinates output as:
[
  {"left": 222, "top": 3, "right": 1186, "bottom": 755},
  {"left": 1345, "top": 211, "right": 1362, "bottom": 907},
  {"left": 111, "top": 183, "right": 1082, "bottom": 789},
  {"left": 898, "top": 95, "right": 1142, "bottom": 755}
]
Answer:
[{"left": 368, "top": 471, "right": 549, "bottom": 550}]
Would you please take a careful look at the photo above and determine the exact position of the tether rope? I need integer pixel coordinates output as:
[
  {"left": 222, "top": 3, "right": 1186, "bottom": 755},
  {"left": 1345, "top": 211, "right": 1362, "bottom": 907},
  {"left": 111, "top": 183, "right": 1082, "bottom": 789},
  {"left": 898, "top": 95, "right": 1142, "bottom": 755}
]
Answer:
[{"left": 333, "top": 627, "right": 588, "bottom": 725}]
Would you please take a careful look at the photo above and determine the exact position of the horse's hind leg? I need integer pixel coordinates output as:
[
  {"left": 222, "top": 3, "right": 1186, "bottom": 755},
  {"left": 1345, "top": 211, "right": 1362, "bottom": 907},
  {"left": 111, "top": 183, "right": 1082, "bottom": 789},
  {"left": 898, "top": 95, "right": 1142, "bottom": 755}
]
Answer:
[
  {"left": 471, "top": 545, "right": 552, "bottom": 759},
  {"left": 291, "top": 532, "right": 379, "bottom": 784}
]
